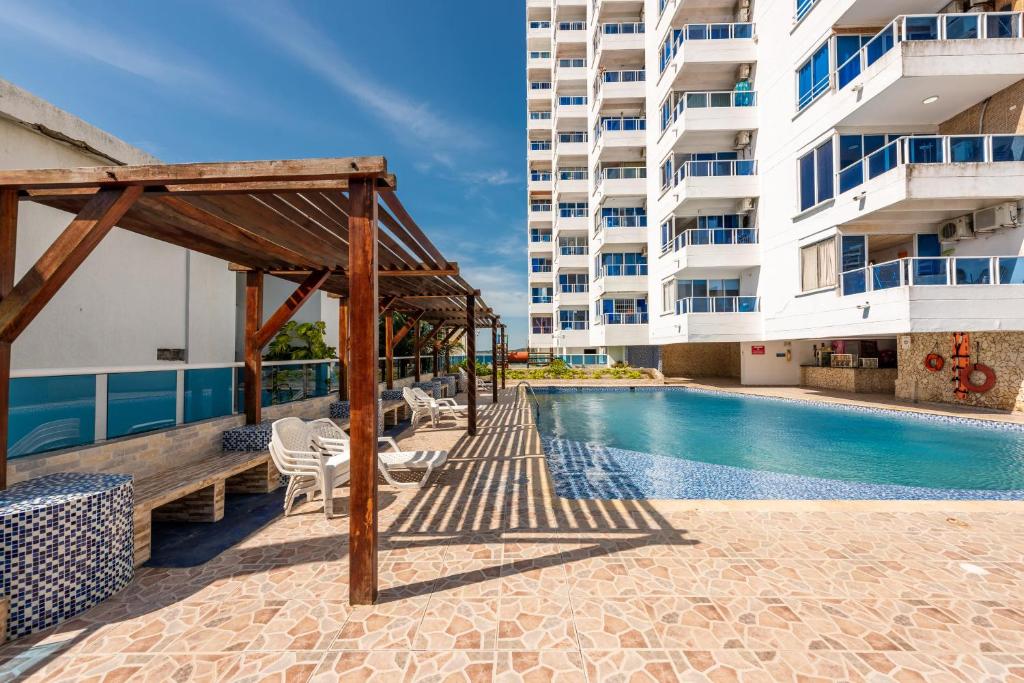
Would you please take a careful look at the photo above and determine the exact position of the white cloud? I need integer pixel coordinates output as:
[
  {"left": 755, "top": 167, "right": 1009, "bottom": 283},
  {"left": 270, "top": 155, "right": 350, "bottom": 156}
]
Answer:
[{"left": 225, "top": 1, "right": 484, "bottom": 157}]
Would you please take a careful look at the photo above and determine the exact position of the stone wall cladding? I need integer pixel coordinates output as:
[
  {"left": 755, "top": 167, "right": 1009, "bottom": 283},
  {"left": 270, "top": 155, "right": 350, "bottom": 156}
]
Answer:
[
  {"left": 895, "top": 332, "right": 1024, "bottom": 413},
  {"left": 939, "top": 79, "right": 1024, "bottom": 136},
  {"left": 801, "top": 367, "right": 898, "bottom": 394},
  {"left": 661, "top": 342, "right": 741, "bottom": 378}
]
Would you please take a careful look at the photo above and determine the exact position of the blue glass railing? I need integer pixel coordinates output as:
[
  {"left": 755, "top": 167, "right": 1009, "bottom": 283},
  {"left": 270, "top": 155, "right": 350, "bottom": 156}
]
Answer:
[
  {"left": 9, "top": 360, "right": 339, "bottom": 459},
  {"left": 841, "top": 256, "right": 1024, "bottom": 295},
  {"left": 675, "top": 296, "right": 760, "bottom": 314},
  {"left": 795, "top": 0, "right": 819, "bottom": 21}
]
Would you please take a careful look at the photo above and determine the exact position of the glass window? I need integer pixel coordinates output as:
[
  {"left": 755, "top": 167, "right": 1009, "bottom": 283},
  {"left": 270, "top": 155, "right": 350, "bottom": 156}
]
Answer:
[
  {"left": 9, "top": 374, "right": 96, "bottom": 458},
  {"left": 107, "top": 371, "right": 177, "bottom": 438},
  {"left": 184, "top": 367, "right": 233, "bottom": 423},
  {"left": 798, "top": 140, "right": 834, "bottom": 211},
  {"left": 799, "top": 151, "right": 817, "bottom": 211},
  {"left": 800, "top": 237, "right": 837, "bottom": 291},
  {"left": 797, "top": 42, "right": 830, "bottom": 111},
  {"left": 841, "top": 235, "right": 866, "bottom": 272}
]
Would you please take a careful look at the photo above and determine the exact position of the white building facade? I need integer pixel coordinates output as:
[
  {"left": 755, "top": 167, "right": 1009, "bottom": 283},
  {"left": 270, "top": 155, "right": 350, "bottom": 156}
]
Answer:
[{"left": 527, "top": 0, "right": 1024, "bottom": 411}]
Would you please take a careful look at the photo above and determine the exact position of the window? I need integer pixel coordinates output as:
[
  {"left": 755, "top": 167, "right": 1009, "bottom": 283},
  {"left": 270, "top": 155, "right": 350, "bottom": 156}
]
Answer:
[
  {"left": 559, "top": 236, "right": 587, "bottom": 255},
  {"left": 839, "top": 235, "right": 868, "bottom": 295},
  {"left": 660, "top": 158, "right": 674, "bottom": 188},
  {"left": 531, "top": 316, "right": 553, "bottom": 334},
  {"left": 530, "top": 257, "right": 552, "bottom": 273},
  {"left": 662, "top": 281, "right": 674, "bottom": 312},
  {"left": 530, "top": 81, "right": 552, "bottom": 90},
  {"left": 559, "top": 272, "right": 589, "bottom": 293},
  {"left": 558, "top": 96, "right": 587, "bottom": 106},
  {"left": 557, "top": 166, "right": 587, "bottom": 180},
  {"left": 598, "top": 252, "right": 647, "bottom": 277},
  {"left": 599, "top": 298, "right": 648, "bottom": 324},
  {"left": 558, "top": 201, "right": 588, "bottom": 218},
  {"left": 528, "top": 51, "right": 551, "bottom": 59},
  {"left": 558, "top": 58, "right": 586, "bottom": 68},
  {"left": 529, "top": 111, "right": 552, "bottom": 120},
  {"left": 797, "top": 41, "right": 830, "bottom": 111},
  {"left": 795, "top": 0, "right": 818, "bottom": 21},
  {"left": 530, "top": 140, "right": 552, "bottom": 151},
  {"left": 529, "top": 228, "right": 551, "bottom": 242},
  {"left": 530, "top": 287, "right": 553, "bottom": 303},
  {"left": 558, "top": 131, "right": 587, "bottom": 143},
  {"left": 601, "top": 206, "right": 646, "bottom": 228},
  {"left": 800, "top": 237, "right": 837, "bottom": 292},
  {"left": 530, "top": 199, "right": 551, "bottom": 212},
  {"left": 558, "top": 309, "right": 589, "bottom": 330},
  {"left": 798, "top": 140, "right": 834, "bottom": 211}
]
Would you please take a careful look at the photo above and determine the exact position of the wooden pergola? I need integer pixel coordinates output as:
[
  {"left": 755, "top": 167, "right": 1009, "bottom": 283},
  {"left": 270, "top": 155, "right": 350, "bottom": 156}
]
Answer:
[{"left": 0, "top": 156, "right": 501, "bottom": 604}]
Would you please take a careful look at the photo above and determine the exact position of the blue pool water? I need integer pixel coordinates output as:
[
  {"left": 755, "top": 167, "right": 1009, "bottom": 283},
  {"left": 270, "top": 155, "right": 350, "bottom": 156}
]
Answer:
[{"left": 534, "top": 388, "right": 1024, "bottom": 499}]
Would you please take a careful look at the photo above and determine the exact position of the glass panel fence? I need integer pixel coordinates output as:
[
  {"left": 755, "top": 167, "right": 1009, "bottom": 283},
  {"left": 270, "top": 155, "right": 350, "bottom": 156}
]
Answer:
[
  {"left": 108, "top": 370, "right": 177, "bottom": 438},
  {"left": 9, "top": 375, "right": 96, "bottom": 458},
  {"left": 184, "top": 367, "right": 233, "bottom": 423}
]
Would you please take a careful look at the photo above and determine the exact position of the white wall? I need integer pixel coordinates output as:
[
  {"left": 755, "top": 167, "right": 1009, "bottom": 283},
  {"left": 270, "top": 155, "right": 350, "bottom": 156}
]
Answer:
[
  {"left": 0, "top": 80, "right": 239, "bottom": 370},
  {"left": 739, "top": 340, "right": 816, "bottom": 386}
]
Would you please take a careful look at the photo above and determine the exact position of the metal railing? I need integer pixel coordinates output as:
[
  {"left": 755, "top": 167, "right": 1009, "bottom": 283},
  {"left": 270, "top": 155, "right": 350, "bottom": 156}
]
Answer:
[
  {"left": 840, "top": 256, "right": 1024, "bottom": 295},
  {"left": 837, "top": 134, "right": 1024, "bottom": 194},
  {"left": 557, "top": 95, "right": 587, "bottom": 107},
  {"left": 558, "top": 320, "right": 590, "bottom": 331},
  {"left": 795, "top": 0, "right": 819, "bottom": 22},
  {"left": 671, "top": 159, "right": 757, "bottom": 187},
  {"left": 531, "top": 264, "right": 553, "bottom": 273},
  {"left": 593, "top": 116, "right": 646, "bottom": 142},
  {"left": 599, "top": 312, "right": 649, "bottom": 325},
  {"left": 529, "top": 172, "right": 552, "bottom": 182},
  {"left": 558, "top": 244, "right": 588, "bottom": 256},
  {"left": 675, "top": 296, "right": 760, "bottom": 314},
  {"left": 836, "top": 13, "right": 1023, "bottom": 91},
  {"left": 597, "top": 264, "right": 648, "bottom": 278},
  {"left": 530, "top": 232, "right": 552, "bottom": 242},
  {"left": 660, "top": 227, "right": 759, "bottom": 255},
  {"left": 663, "top": 90, "right": 756, "bottom": 130},
  {"left": 594, "top": 22, "right": 646, "bottom": 53},
  {"left": 661, "top": 22, "right": 755, "bottom": 72},
  {"left": 559, "top": 283, "right": 590, "bottom": 293},
  {"left": 596, "top": 165, "right": 647, "bottom": 189},
  {"left": 528, "top": 21, "right": 551, "bottom": 30},
  {"left": 531, "top": 295, "right": 553, "bottom": 304}
]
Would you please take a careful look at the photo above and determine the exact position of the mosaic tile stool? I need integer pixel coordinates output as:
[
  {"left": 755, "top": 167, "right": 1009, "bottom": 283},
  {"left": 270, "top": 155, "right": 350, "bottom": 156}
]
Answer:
[
  {"left": 329, "top": 400, "right": 386, "bottom": 435},
  {"left": 0, "top": 472, "right": 133, "bottom": 642},
  {"left": 436, "top": 375, "right": 457, "bottom": 397}
]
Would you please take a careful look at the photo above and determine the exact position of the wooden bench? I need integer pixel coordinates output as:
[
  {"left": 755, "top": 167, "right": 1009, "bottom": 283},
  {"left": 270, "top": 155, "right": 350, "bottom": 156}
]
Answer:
[{"left": 132, "top": 451, "right": 280, "bottom": 567}]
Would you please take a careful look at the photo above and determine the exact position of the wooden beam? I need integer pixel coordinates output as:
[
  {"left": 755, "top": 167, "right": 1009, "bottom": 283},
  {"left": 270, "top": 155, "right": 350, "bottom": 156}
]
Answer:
[
  {"left": 413, "top": 322, "right": 421, "bottom": 382},
  {"left": 500, "top": 324, "right": 507, "bottom": 390},
  {"left": 466, "top": 295, "right": 477, "bottom": 437},
  {"left": 390, "top": 311, "right": 423, "bottom": 349},
  {"left": 21, "top": 175, "right": 396, "bottom": 199},
  {"left": 415, "top": 322, "right": 446, "bottom": 351},
  {"left": 491, "top": 322, "right": 498, "bottom": 404},
  {"left": 0, "top": 156, "right": 388, "bottom": 190},
  {"left": 378, "top": 296, "right": 397, "bottom": 315},
  {"left": 244, "top": 270, "right": 264, "bottom": 424},
  {"left": 348, "top": 179, "right": 379, "bottom": 606},
  {"left": 0, "top": 186, "right": 142, "bottom": 344},
  {"left": 431, "top": 329, "right": 440, "bottom": 380},
  {"left": 338, "top": 298, "right": 349, "bottom": 401},
  {"left": 384, "top": 313, "right": 394, "bottom": 390},
  {"left": 254, "top": 269, "right": 330, "bottom": 349},
  {"left": 0, "top": 190, "right": 17, "bottom": 490}
]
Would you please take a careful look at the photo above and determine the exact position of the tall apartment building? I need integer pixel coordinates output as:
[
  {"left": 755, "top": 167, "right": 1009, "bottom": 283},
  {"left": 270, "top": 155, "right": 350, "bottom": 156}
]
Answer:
[{"left": 527, "top": 0, "right": 1024, "bottom": 412}]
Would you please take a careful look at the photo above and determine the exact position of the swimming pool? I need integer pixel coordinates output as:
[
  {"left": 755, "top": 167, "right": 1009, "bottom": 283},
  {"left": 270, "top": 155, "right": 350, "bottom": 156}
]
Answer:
[{"left": 534, "top": 387, "right": 1024, "bottom": 500}]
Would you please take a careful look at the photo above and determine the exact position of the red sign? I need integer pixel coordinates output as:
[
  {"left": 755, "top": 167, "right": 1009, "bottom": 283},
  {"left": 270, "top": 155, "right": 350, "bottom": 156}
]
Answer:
[{"left": 751, "top": 345, "right": 766, "bottom": 355}]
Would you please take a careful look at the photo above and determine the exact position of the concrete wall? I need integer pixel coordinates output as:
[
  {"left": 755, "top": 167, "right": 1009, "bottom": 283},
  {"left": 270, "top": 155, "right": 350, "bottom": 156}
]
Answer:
[
  {"left": 661, "top": 342, "right": 740, "bottom": 378},
  {"left": 0, "top": 80, "right": 240, "bottom": 370},
  {"left": 895, "top": 332, "right": 1024, "bottom": 412},
  {"left": 739, "top": 340, "right": 816, "bottom": 386},
  {"left": 939, "top": 79, "right": 1024, "bottom": 136}
]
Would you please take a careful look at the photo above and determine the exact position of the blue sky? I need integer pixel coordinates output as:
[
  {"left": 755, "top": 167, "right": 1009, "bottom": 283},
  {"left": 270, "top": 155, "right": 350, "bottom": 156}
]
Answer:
[{"left": 0, "top": 0, "right": 528, "bottom": 349}]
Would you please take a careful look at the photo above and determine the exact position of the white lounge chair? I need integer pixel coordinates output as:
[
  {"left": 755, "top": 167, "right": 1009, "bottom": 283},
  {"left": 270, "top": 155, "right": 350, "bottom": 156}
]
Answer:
[
  {"left": 411, "top": 387, "right": 469, "bottom": 422},
  {"left": 402, "top": 386, "right": 438, "bottom": 427},
  {"left": 270, "top": 417, "right": 350, "bottom": 518},
  {"left": 308, "top": 418, "right": 448, "bottom": 489},
  {"left": 459, "top": 367, "right": 493, "bottom": 393}
]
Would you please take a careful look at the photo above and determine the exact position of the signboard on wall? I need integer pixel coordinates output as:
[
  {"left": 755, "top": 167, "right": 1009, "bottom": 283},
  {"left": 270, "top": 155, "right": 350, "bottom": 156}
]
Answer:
[{"left": 751, "top": 345, "right": 765, "bottom": 355}]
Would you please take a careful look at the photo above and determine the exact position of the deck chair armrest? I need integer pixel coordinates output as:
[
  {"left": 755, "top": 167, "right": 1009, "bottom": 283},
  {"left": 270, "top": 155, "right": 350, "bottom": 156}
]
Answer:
[{"left": 376, "top": 436, "right": 401, "bottom": 452}]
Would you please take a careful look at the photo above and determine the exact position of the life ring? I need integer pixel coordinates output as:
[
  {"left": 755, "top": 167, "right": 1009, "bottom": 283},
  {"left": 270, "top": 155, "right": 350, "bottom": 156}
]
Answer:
[
  {"left": 962, "top": 363, "right": 996, "bottom": 393},
  {"left": 924, "top": 353, "right": 944, "bottom": 372}
]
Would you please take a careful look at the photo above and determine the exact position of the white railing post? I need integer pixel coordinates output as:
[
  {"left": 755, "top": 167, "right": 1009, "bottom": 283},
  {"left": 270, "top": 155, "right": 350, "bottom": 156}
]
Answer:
[
  {"left": 95, "top": 373, "right": 108, "bottom": 442},
  {"left": 175, "top": 369, "right": 185, "bottom": 426}
]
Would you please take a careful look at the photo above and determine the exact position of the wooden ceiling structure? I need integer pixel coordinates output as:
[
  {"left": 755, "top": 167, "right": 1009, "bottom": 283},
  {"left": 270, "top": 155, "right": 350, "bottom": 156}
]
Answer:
[{"left": 0, "top": 156, "right": 500, "bottom": 605}]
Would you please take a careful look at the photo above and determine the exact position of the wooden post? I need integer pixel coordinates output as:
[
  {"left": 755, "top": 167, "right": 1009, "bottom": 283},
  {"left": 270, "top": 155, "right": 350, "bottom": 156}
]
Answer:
[
  {"left": 244, "top": 270, "right": 264, "bottom": 424},
  {"left": 432, "top": 328, "right": 440, "bottom": 379},
  {"left": 0, "top": 191, "right": 15, "bottom": 490},
  {"left": 501, "top": 324, "right": 507, "bottom": 390},
  {"left": 491, "top": 321, "right": 498, "bottom": 404},
  {"left": 348, "top": 178, "right": 379, "bottom": 606},
  {"left": 466, "top": 296, "right": 477, "bottom": 436},
  {"left": 338, "top": 298, "right": 349, "bottom": 400},
  {"left": 384, "top": 313, "right": 394, "bottom": 389},
  {"left": 413, "top": 322, "right": 421, "bottom": 381}
]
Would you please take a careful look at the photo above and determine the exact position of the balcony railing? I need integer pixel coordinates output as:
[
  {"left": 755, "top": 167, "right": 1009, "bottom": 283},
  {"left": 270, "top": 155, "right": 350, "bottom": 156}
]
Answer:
[
  {"left": 662, "top": 90, "right": 756, "bottom": 130},
  {"left": 837, "top": 134, "right": 1024, "bottom": 194},
  {"left": 531, "top": 295, "right": 554, "bottom": 304},
  {"left": 836, "top": 13, "right": 1023, "bottom": 91},
  {"left": 661, "top": 227, "right": 759, "bottom": 255},
  {"left": 559, "top": 245, "right": 588, "bottom": 256},
  {"left": 558, "top": 320, "right": 590, "bottom": 331},
  {"left": 529, "top": 141, "right": 552, "bottom": 151},
  {"left": 594, "top": 70, "right": 646, "bottom": 104},
  {"left": 530, "top": 233, "right": 553, "bottom": 243},
  {"left": 531, "top": 264, "right": 553, "bottom": 273},
  {"left": 599, "top": 312, "right": 649, "bottom": 325},
  {"left": 530, "top": 203, "right": 552, "bottom": 213},
  {"left": 529, "top": 172, "right": 553, "bottom": 182},
  {"left": 795, "top": 0, "right": 819, "bottom": 22},
  {"left": 594, "top": 116, "right": 646, "bottom": 144},
  {"left": 597, "top": 264, "right": 648, "bottom": 278},
  {"left": 670, "top": 159, "right": 757, "bottom": 188},
  {"left": 557, "top": 169, "right": 588, "bottom": 181},
  {"left": 558, "top": 21, "right": 587, "bottom": 32},
  {"left": 662, "top": 23, "right": 755, "bottom": 72},
  {"left": 596, "top": 166, "right": 647, "bottom": 190},
  {"left": 840, "top": 256, "right": 1024, "bottom": 295},
  {"left": 594, "top": 22, "right": 645, "bottom": 52},
  {"left": 675, "top": 296, "right": 760, "bottom": 314},
  {"left": 559, "top": 283, "right": 590, "bottom": 293},
  {"left": 557, "top": 96, "right": 588, "bottom": 107}
]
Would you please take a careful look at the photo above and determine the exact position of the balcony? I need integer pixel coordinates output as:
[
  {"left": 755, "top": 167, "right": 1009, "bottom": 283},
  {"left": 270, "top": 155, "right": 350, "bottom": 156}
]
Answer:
[
  {"left": 555, "top": 283, "right": 590, "bottom": 306},
  {"left": 528, "top": 235, "right": 553, "bottom": 254},
  {"left": 593, "top": 22, "right": 645, "bottom": 64},
  {"left": 594, "top": 264, "right": 648, "bottom": 294},
  {"left": 592, "top": 216, "right": 647, "bottom": 249},
  {"left": 555, "top": 171, "right": 588, "bottom": 195},
  {"left": 554, "top": 212, "right": 588, "bottom": 233},
  {"left": 555, "top": 58, "right": 587, "bottom": 86},
  {"left": 593, "top": 70, "right": 646, "bottom": 108},
  {"left": 593, "top": 117, "right": 646, "bottom": 161},
  {"left": 529, "top": 297, "right": 554, "bottom": 314},
  {"left": 594, "top": 166, "right": 647, "bottom": 202},
  {"left": 829, "top": 13, "right": 1024, "bottom": 128},
  {"left": 658, "top": 296, "right": 762, "bottom": 342},
  {"left": 527, "top": 82, "right": 553, "bottom": 104},
  {"left": 528, "top": 142, "right": 553, "bottom": 162},
  {"left": 555, "top": 21, "right": 587, "bottom": 46},
  {"left": 555, "top": 245, "right": 589, "bottom": 269},
  {"left": 528, "top": 171, "right": 552, "bottom": 192},
  {"left": 659, "top": 228, "right": 760, "bottom": 275},
  {"left": 554, "top": 97, "right": 588, "bottom": 127},
  {"left": 527, "top": 112, "right": 553, "bottom": 131},
  {"left": 594, "top": 0, "right": 644, "bottom": 23},
  {"left": 841, "top": 256, "right": 1024, "bottom": 295},
  {"left": 528, "top": 204, "right": 553, "bottom": 225},
  {"left": 658, "top": 90, "right": 757, "bottom": 156},
  {"left": 528, "top": 21, "right": 553, "bottom": 47},
  {"left": 551, "top": 325, "right": 592, "bottom": 349},
  {"left": 830, "top": 134, "right": 1024, "bottom": 226},
  {"left": 662, "top": 160, "right": 759, "bottom": 215},
  {"left": 592, "top": 311, "right": 649, "bottom": 345},
  {"left": 659, "top": 23, "right": 756, "bottom": 90}
]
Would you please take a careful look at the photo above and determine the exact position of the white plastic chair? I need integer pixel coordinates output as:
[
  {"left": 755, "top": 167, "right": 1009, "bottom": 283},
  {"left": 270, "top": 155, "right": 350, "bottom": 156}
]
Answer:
[
  {"left": 411, "top": 387, "right": 468, "bottom": 422},
  {"left": 459, "top": 367, "right": 493, "bottom": 393},
  {"left": 307, "top": 417, "right": 448, "bottom": 489},
  {"left": 403, "top": 386, "right": 438, "bottom": 427},
  {"left": 270, "top": 417, "right": 350, "bottom": 518}
]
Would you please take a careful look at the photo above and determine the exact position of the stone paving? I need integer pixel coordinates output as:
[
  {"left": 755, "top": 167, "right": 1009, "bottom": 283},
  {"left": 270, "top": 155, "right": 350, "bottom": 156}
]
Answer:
[{"left": 2, "top": 389, "right": 1024, "bottom": 681}]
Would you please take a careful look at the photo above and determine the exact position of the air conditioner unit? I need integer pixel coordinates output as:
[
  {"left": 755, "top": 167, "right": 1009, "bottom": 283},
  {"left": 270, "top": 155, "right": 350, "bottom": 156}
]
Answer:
[
  {"left": 739, "top": 197, "right": 756, "bottom": 213},
  {"left": 734, "top": 131, "right": 752, "bottom": 149},
  {"left": 938, "top": 215, "right": 973, "bottom": 243},
  {"left": 973, "top": 202, "right": 1018, "bottom": 233}
]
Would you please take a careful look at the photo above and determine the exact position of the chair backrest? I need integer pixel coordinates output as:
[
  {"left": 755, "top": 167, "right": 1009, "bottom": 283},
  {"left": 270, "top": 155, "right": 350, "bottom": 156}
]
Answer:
[
  {"left": 270, "top": 418, "right": 321, "bottom": 477},
  {"left": 404, "top": 386, "right": 431, "bottom": 407},
  {"left": 307, "top": 418, "right": 350, "bottom": 452},
  {"left": 411, "top": 387, "right": 434, "bottom": 402}
]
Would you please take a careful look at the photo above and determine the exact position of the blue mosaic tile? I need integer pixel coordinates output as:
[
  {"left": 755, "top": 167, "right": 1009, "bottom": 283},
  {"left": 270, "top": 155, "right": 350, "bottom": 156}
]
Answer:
[
  {"left": 222, "top": 421, "right": 273, "bottom": 451},
  {"left": 380, "top": 389, "right": 404, "bottom": 401},
  {"left": 541, "top": 436, "right": 1024, "bottom": 501},
  {"left": 0, "top": 472, "right": 134, "bottom": 640}
]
